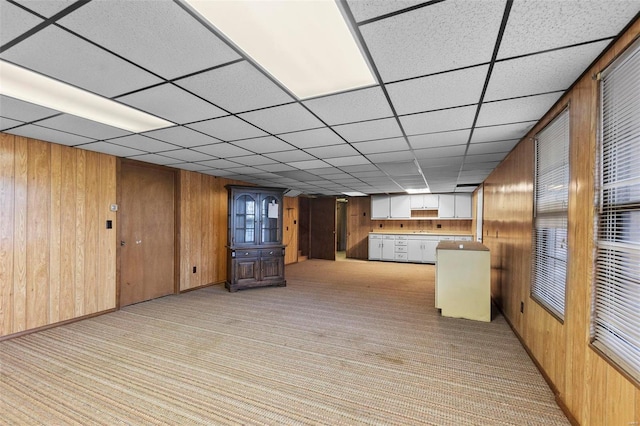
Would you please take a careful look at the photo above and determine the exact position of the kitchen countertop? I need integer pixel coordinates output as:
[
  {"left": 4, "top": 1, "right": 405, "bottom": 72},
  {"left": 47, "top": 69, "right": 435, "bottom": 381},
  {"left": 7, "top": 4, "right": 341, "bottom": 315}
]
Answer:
[
  {"left": 436, "top": 241, "right": 489, "bottom": 251},
  {"left": 369, "top": 231, "right": 473, "bottom": 236}
]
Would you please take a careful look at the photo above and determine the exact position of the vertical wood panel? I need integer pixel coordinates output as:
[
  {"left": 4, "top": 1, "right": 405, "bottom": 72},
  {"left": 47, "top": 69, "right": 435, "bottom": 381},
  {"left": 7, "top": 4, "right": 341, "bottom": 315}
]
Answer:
[
  {"left": 83, "top": 151, "right": 99, "bottom": 315},
  {"left": 200, "top": 175, "right": 214, "bottom": 285},
  {"left": 99, "top": 154, "right": 117, "bottom": 311},
  {"left": 191, "top": 173, "right": 202, "bottom": 289},
  {"left": 26, "top": 139, "right": 50, "bottom": 329},
  {"left": 49, "top": 143, "right": 62, "bottom": 324},
  {"left": 74, "top": 149, "right": 86, "bottom": 317},
  {"left": 59, "top": 146, "right": 76, "bottom": 321},
  {"left": 0, "top": 133, "right": 15, "bottom": 335},
  {"left": 12, "top": 136, "right": 27, "bottom": 333},
  {"left": 283, "top": 196, "right": 299, "bottom": 264}
]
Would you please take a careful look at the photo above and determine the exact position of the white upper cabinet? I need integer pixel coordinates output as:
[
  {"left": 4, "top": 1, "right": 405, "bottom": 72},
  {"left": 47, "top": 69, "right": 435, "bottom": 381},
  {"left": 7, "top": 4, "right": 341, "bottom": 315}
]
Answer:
[
  {"left": 410, "top": 194, "right": 439, "bottom": 209},
  {"left": 371, "top": 195, "right": 390, "bottom": 219},
  {"left": 389, "top": 195, "right": 411, "bottom": 218}
]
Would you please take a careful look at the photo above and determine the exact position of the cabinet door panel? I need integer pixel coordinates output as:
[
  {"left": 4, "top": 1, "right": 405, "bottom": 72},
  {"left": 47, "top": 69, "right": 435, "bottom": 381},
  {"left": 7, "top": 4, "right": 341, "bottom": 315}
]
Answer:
[
  {"left": 390, "top": 195, "right": 411, "bottom": 218},
  {"left": 368, "top": 236, "right": 382, "bottom": 260},
  {"left": 235, "top": 258, "right": 259, "bottom": 286},
  {"left": 371, "top": 195, "right": 390, "bottom": 218},
  {"left": 439, "top": 194, "right": 455, "bottom": 218},
  {"left": 261, "top": 256, "right": 283, "bottom": 282},
  {"left": 407, "top": 239, "right": 423, "bottom": 262}
]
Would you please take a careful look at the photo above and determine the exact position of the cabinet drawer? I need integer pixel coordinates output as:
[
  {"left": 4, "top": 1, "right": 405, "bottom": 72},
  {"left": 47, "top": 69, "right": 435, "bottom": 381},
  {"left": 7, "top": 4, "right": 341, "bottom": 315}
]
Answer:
[
  {"left": 383, "top": 235, "right": 395, "bottom": 240},
  {"left": 395, "top": 240, "right": 408, "bottom": 246},
  {"left": 260, "top": 248, "right": 282, "bottom": 257},
  {"left": 395, "top": 246, "right": 408, "bottom": 253},
  {"left": 439, "top": 236, "right": 455, "bottom": 241},
  {"left": 234, "top": 250, "right": 259, "bottom": 258},
  {"left": 395, "top": 235, "right": 408, "bottom": 240},
  {"left": 394, "top": 253, "right": 408, "bottom": 261}
]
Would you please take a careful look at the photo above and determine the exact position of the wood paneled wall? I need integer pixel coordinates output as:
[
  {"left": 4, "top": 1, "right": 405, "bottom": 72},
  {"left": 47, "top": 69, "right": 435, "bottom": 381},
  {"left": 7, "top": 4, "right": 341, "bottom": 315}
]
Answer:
[
  {"left": 481, "top": 18, "right": 640, "bottom": 425},
  {"left": 345, "top": 196, "right": 473, "bottom": 260},
  {"left": 178, "top": 171, "right": 243, "bottom": 291},
  {"left": 0, "top": 133, "right": 116, "bottom": 338},
  {"left": 283, "top": 196, "right": 299, "bottom": 265}
]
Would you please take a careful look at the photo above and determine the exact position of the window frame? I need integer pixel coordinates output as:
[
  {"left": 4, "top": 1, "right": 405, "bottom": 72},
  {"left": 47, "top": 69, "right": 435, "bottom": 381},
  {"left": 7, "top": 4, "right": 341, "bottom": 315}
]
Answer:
[
  {"left": 591, "top": 37, "right": 640, "bottom": 386},
  {"left": 531, "top": 106, "right": 571, "bottom": 322}
]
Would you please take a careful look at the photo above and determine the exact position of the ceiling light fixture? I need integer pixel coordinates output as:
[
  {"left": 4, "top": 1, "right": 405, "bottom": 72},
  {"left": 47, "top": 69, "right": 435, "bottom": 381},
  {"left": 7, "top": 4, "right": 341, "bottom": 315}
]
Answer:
[
  {"left": 406, "top": 188, "right": 432, "bottom": 194},
  {"left": 343, "top": 191, "right": 367, "bottom": 197},
  {"left": 0, "top": 60, "right": 174, "bottom": 133},
  {"left": 183, "top": 0, "right": 376, "bottom": 99}
]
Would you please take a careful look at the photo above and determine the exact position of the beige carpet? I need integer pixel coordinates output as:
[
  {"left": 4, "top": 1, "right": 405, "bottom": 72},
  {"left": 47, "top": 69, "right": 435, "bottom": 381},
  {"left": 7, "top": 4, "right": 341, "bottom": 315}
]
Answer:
[{"left": 0, "top": 259, "right": 569, "bottom": 425}]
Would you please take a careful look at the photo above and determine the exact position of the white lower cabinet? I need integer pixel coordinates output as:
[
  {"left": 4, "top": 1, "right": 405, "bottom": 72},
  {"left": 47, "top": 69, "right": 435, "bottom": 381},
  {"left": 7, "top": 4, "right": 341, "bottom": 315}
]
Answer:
[
  {"left": 407, "top": 236, "right": 439, "bottom": 263},
  {"left": 369, "top": 233, "right": 473, "bottom": 263}
]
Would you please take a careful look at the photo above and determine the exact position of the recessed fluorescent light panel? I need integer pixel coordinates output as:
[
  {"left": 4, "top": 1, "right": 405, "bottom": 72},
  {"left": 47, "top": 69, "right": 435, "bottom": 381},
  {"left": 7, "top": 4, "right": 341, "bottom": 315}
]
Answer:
[
  {"left": 406, "top": 188, "right": 431, "bottom": 194},
  {"left": 184, "top": 0, "right": 376, "bottom": 99},
  {"left": 0, "top": 60, "right": 173, "bottom": 133},
  {"left": 343, "top": 191, "right": 367, "bottom": 197}
]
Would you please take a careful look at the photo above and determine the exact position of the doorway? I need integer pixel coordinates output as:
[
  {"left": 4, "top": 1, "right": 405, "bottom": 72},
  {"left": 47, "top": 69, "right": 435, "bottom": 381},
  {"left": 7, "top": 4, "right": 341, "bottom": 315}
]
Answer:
[
  {"left": 119, "top": 160, "right": 176, "bottom": 307},
  {"left": 336, "top": 198, "right": 347, "bottom": 259}
]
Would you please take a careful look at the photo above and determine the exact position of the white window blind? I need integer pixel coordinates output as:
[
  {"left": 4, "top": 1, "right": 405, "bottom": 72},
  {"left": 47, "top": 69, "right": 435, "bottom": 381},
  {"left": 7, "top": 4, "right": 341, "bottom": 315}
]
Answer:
[
  {"left": 532, "top": 108, "right": 570, "bottom": 320},
  {"left": 593, "top": 38, "right": 640, "bottom": 383}
]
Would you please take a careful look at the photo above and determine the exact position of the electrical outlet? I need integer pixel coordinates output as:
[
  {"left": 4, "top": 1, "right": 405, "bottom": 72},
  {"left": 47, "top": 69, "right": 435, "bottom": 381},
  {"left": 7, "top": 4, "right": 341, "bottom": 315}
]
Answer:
[
  {"left": 520, "top": 301, "right": 524, "bottom": 313},
  {"left": 437, "top": 224, "right": 442, "bottom": 228},
  {"left": 193, "top": 266, "right": 197, "bottom": 274}
]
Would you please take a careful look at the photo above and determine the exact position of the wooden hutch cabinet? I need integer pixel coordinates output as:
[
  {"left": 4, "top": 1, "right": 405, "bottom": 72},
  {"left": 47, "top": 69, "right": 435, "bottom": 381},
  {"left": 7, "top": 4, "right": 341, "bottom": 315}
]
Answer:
[{"left": 225, "top": 185, "right": 286, "bottom": 292}]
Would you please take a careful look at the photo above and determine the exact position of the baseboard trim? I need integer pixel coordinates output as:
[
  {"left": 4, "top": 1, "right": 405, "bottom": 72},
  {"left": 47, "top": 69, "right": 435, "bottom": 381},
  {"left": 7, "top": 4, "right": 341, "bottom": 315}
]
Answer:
[
  {"left": 179, "top": 280, "right": 225, "bottom": 293},
  {"left": 0, "top": 308, "right": 117, "bottom": 342},
  {"left": 498, "top": 305, "right": 580, "bottom": 426}
]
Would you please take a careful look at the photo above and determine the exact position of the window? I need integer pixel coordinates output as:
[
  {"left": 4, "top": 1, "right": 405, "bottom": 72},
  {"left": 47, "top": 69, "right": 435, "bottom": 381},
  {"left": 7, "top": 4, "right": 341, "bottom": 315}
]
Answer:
[
  {"left": 531, "top": 108, "right": 570, "bottom": 320},
  {"left": 592, "top": 38, "right": 640, "bottom": 382}
]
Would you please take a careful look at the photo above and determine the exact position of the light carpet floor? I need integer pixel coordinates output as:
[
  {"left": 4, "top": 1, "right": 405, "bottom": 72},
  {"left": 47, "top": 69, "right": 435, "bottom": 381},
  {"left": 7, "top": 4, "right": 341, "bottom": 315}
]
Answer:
[{"left": 0, "top": 259, "right": 569, "bottom": 425}]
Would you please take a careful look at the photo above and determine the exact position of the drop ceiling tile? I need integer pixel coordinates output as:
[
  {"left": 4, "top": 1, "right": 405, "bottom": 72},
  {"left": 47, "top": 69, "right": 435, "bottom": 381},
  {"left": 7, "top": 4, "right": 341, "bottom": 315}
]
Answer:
[
  {"left": 326, "top": 156, "right": 372, "bottom": 167},
  {"left": 471, "top": 121, "right": 535, "bottom": 144},
  {"left": 256, "top": 163, "right": 297, "bottom": 173},
  {"left": 387, "top": 65, "right": 488, "bottom": 115},
  {"left": 304, "top": 144, "right": 359, "bottom": 159},
  {"left": 486, "top": 40, "right": 610, "bottom": 101},
  {"left": 1, "top": 1, "right": 43, "bottom": 45},
  {"left": 377, "top": 160, "right": 419, "bottom": 175},
  {"left": 0, "top": 96, "right": 60, "bottom": 122},
  {"left": 341, "top": 164, "right": 379, "bottom": 173},
  {"left": 5, "top": 124, "right": 95, "bottom": 146},
  {"left": 58, "top": 0, "right": 241, "bottom": 79},
  {"left": 142, "top": 126, "right": 221, "bottom": 148},
  {"left": 193, "top": 143, "right": 253, "bottom": 158},
  {"left": 265, "top": 150, "right": 315, "bottom": 163},
  {"left": 302, "top": 87, "right": 393, "bottom": 125},
  {"left": 352, "top": 137, "right": 409, "bottom": 154},
  {"left": 126, "top": 153, "right": 179, "bottom": 166},
  {"left": 202, "top": 169, "right": 239, "bottom": 177},
  {"left": 366, "top": 151, "right": 415, "bottom": 163},
  {"left": 408, "top": 129, "right": 471, "bottom": 149},
  {"left": 418, "top": 156, "right": 464, "bottom": 168},
  {"left": 477, "top": 92, "right": 562, "bottom": 127},
  {"left": 498, "top": 0, "right": 639, "bottom": 59},
  {"left": 414, "top": 145, "right": 467, "bottom": 159},
  {"left": 37, "top": 114, "right": 130, "bottom": 140},
  {"left": 288, "top": 160, "right": 331, "bottom": 170},
  {"left": 0, "top": 117, "right": 24, "bottom": 131},
  {"left": 462, "top": 161, "right": 500, "bottom": 171},
  {"left": 278, "top": 127, "right": 346, "bottom": 149},
  {"left": 351, "top": 171, "right": 388, "bottom": 178},
  {"left": 117, "top": 84, "right": 226, "bottom": 124},
  {"left": 231, "top": 155, "right": 278, "bottom": 166},
  {"left": 187, "top": 116, "right": 267, "bottom": 141},
  {"left": 239, "top": 103, "right": 324, "bottom": 134},
  {"left": 464, "top": 152, "right": 509, "bottom": 164},
  {"left": 346, "top": 0, "right": 425, "bottom": 22},
  {"left": 0, "top": 26, "right": 162, "bottom": 97},
  {"left": 175, "top": 61, "right": 293, "bottom": 113},
  {"left": 160, "top": 148, "right": 214, "bottom": 163},
  {"left": 196, "top": 159, "right": 241, "bottom": 169},
  {"left": 13, "top": 0, "right": 75, "bottom": 18},
  {"left": 224, "top": 166, "right": 264, "bottom": 175},
  {"left": 232, "top": 136, "right": 294, "bottom": 153},
  {"left": 400, "top": 105, "right": 476, "bottom": 135},
  {"left": 80, "top": 141, "right": 145, "bottom": 157},
  {"left": 169, "top": 162, "right": 212, "bottom": 172},
  {"left": 360, "top": 0, "right": 504, "bottom": 82},
  {"left": 322, "top": 172, "right": 352, "bottom": 180},
  {"left": 467, "top": 139, "right": 519, "bottom": 155},
  {"left": 303, "top": 168, "right": 336, "bottom": 176},
  {"left": 333, "top": 118, "right": 402, "bottom": 142},
  {"left": 109, "top": 134, "right": 178, "bottom": 153}
]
